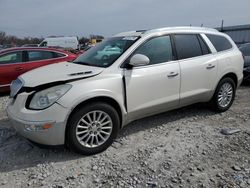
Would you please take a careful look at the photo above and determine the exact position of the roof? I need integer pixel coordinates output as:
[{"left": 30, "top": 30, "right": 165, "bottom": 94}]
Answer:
[
  {"left": 0, "top": 47, "right": 72, "bottom": 54},
  {"left": 114, "top": 26, "right": 218, "bottom": 37}
]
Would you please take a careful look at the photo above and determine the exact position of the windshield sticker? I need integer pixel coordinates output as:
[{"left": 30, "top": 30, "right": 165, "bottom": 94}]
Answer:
[{"left": 122, "top": 36, "right": 138, "bottom": 41}]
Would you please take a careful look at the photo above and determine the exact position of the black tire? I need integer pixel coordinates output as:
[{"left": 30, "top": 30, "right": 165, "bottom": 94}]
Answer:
[
  {"left": 66, "top": 102, "right": 120, "bottom": 155},
  {"left": 209, "top": 77, "right": 236, "bottom": 112}
]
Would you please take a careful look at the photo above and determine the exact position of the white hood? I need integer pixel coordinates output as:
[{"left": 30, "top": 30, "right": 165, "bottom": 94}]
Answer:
[{"left": 19, "top": 62, "right": 104, "bottom": 87}]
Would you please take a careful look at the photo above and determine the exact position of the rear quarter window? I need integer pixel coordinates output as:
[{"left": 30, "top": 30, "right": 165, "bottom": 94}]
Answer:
[
  {"left": 206, "top": 34, "right": 232, "bottom": 52},
  {"left": 53, "top": 52, "right": 66, "bottom": 58}
]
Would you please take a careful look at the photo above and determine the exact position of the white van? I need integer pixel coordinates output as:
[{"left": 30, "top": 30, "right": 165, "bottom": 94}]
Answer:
[{"left": 39, "top": 37, "right": 79, "bottom": 50}]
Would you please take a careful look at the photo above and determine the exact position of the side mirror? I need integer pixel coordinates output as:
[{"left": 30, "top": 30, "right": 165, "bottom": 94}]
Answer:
[{"left": 129, "top": 54, "right": 150, "bottom": 67}]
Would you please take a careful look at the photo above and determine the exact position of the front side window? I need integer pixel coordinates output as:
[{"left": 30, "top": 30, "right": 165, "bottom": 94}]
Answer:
[
  {"left": 0, "top": 51, "right": 22, "bottom": 64},
  {"left": 206, "top": 34, "right": 232, "bottom": 52},
  {"left": 132, "top": 35, "right": 173, "bottom": 65},
  {"left": 40, "top": 41, "right": 47, "bottom": 47},
  {"left": 27, "top": 51, "right": 54, "bottom": 61},
  {"left": 174, "top": 34, "right": 203, "bottom": 60},
  {"left": 73, "top": 37, "right": 139, "bottom": 67}
]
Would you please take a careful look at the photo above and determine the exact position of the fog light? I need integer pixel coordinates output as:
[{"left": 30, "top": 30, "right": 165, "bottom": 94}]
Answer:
[{"left": 24, "top": 123, "right": 53, "bottom": 131}]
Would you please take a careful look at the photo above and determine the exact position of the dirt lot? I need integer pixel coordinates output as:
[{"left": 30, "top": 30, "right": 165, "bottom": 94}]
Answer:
[{"left": 0, "top": 86, "right": 249, "bottom": 188}]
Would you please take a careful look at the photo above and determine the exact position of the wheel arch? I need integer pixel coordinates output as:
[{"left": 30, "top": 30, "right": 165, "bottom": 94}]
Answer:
[
  {"left": 64, "top": 96, "right": 123, "bottom": 145},
  {"left": 210, "top": 72, "right": 238, "bottom": 101},
  {"left": 220, "top": 72, "right": 238, "bottom": 87}
]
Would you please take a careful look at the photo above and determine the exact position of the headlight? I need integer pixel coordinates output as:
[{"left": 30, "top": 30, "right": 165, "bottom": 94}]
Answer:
[
  {"left": 29, "top": 84, "right": 72, "bottom": 110},
  {"left": 10, "top": 78, "right": 24, "bottom": 98}
]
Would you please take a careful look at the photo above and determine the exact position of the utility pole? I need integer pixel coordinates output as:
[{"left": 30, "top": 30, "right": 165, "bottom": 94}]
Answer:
[{"left": 221, "top": 20, "right": 224, "bottom": 31}]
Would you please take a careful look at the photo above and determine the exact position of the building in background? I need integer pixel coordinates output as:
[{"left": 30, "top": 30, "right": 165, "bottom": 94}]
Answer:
[{"left": 217, "top": 24, "right": 250, "bottom": 45}]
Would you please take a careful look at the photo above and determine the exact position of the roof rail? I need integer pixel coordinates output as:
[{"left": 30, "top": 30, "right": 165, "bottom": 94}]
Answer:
[{"left": 145, "top": 26, "right": 218, "bottom": 34}]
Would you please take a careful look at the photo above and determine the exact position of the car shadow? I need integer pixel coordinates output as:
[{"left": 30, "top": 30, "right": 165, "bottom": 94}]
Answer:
[
  {"left": 241, "top": 80, "right": 250, "bottom": 86},
  {"left": 0, "top": 103, "right": 216, "bottom": 173},
  {"left": 118, "top": 103, "right": 216, "bottom": 138},
  {"left": 0, "top": 92, "right": 9, "bottom": 97}
]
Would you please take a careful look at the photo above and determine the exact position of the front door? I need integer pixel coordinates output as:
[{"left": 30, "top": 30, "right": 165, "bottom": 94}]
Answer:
[{"left": 124, "top": 35, "right": 180, "bottom": 121}]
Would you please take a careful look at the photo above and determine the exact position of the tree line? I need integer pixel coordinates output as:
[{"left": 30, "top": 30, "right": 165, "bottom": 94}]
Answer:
[
  {"left": 0, "top": 31, "right": 104, "bottom": 46},
  {"left": 0, "top": 31, "right": 43, "bottom": 46}
]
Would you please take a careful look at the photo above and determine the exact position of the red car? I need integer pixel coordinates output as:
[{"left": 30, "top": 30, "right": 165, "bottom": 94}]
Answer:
[{"left": 0, "top": 47, "right": 77, "bottom": 92}]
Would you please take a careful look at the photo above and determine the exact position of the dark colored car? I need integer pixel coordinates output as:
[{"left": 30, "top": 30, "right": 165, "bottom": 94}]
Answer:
[
  {"left": 0, "top": 47, "right": 77, "bottom": 92},
  {"left": 239, "top": 43, "right": 250, "bottom": 81}
]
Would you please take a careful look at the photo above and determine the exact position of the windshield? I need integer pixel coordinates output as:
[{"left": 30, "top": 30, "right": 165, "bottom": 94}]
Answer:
[{"left": 73, "top": 36, "right": 139, "bottom": 67}]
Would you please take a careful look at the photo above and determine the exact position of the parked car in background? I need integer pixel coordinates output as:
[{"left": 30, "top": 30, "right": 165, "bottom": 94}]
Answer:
[
  {"left": 95, "top": 46, "right": 122, "bottom": 60},
  {"left": 80, "top": 45, "right": 92, "bottom": 51},
  {"left": 22, "top": 44, "right": 39, "bottom": 47},
  {"left": 39, "top": 37, "right": 79, "bottom": 50},
  {"left": 0, "top": 47, "right": 77, "bottom": 92},
  {"left": 2, "top": 44, "right": 14, "bottom": 49},
  {"left": 239, "top": 43, "right": 250, "bottom": 81},
  {"left": 7, "top": 27, "right": 243, "bottom": 155}
]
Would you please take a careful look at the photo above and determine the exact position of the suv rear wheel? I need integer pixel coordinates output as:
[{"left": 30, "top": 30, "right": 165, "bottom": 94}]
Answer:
[
  {"left": 66, "top": 102, "right": 119, "bottom": 155},
  {"left": 210, "top": 77, "right": 236, "bottom": 112}
]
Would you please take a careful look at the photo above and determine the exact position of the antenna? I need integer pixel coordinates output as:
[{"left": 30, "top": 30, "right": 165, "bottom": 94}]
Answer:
[{"left": 221, "top": 20, "right": 224, "bottom": 31}]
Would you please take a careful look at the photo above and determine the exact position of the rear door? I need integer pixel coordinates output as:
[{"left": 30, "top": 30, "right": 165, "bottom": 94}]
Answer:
[
  {"left": 0, "top": 51, "right": 25, "bottom": 88},
  {"left": 174, "top": 34, "right": 218, "bottom": 106},
  {"left": 124, "top": 35, "right": 180, "bottom": 120}
]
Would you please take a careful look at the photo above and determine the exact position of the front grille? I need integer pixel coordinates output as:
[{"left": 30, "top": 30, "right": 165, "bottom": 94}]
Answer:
[{"left": 10, "top": 78, "right": 24, "bottom": 98}]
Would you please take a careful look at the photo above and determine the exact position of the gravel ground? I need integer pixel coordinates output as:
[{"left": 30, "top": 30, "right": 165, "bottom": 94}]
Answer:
[{"left": 0, "top": 86, "right": 249, "bottom": 188}]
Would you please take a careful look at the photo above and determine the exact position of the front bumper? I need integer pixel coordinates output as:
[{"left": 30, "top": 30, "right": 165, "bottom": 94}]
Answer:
[{"left": 6, "top": 93, "right": 69, "bottom": 145}]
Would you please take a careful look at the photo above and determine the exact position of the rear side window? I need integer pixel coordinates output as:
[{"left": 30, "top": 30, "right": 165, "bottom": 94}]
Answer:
[
  {"left": 0, "top": 51, "right": 22, "bottom": 64},
  {"left": 27, "top": 51, "right": 54, "bottom": 61},
  {"left": 174, "top": 34, "right": 203, "bottom": 59},
  {"left": 53, "top": 52, "right": 66, "bottom": 58},
  {"left": 133, "top": 35, "right": 173, "bottom": 65},
  {"left": 206, "top": 34, "right": 232, "bottom": 52}
]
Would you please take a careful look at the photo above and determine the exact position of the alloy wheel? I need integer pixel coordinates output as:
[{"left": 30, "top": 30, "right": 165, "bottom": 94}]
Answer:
[
  {"left": 217, "top": 82, "right": 233, "bottom": 108},
  {"left": 76, "top": 110, "right": 113, "bottom": 148}
]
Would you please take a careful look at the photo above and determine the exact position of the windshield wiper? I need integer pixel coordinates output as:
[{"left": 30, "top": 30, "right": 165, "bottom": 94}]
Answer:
[
  {"left": 73, "top": 61, "right": 91, "bottom": 66},
  {"left": 73, "top": 61, "right": 105, "bottom": 68}
]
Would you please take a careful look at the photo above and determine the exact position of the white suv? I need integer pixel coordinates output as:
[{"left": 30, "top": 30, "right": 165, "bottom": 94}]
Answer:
[{"left": 7, "top": 27, "right": 244, "bottom": 155}]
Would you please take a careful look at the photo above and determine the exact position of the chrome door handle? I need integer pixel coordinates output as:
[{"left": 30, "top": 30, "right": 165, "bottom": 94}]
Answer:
[
  {"left": 167, "top": 72, "right": 179, "bottom": 78},
  {"left": 206, "top": 64, "right": 215, "bottom": 69}
]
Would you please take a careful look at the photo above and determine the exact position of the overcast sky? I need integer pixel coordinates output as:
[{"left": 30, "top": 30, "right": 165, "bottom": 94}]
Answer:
[{"left": 0, "top": 0, "right": 250, "bottom": 38}]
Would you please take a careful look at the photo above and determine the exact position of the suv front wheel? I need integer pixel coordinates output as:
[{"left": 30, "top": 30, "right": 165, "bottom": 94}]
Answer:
[
  {"left": 66, "top": 102, "right": 120, "bottom": 155},
  {"left": 210, "top": 77, "right": 236, "bottom": 112}
]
